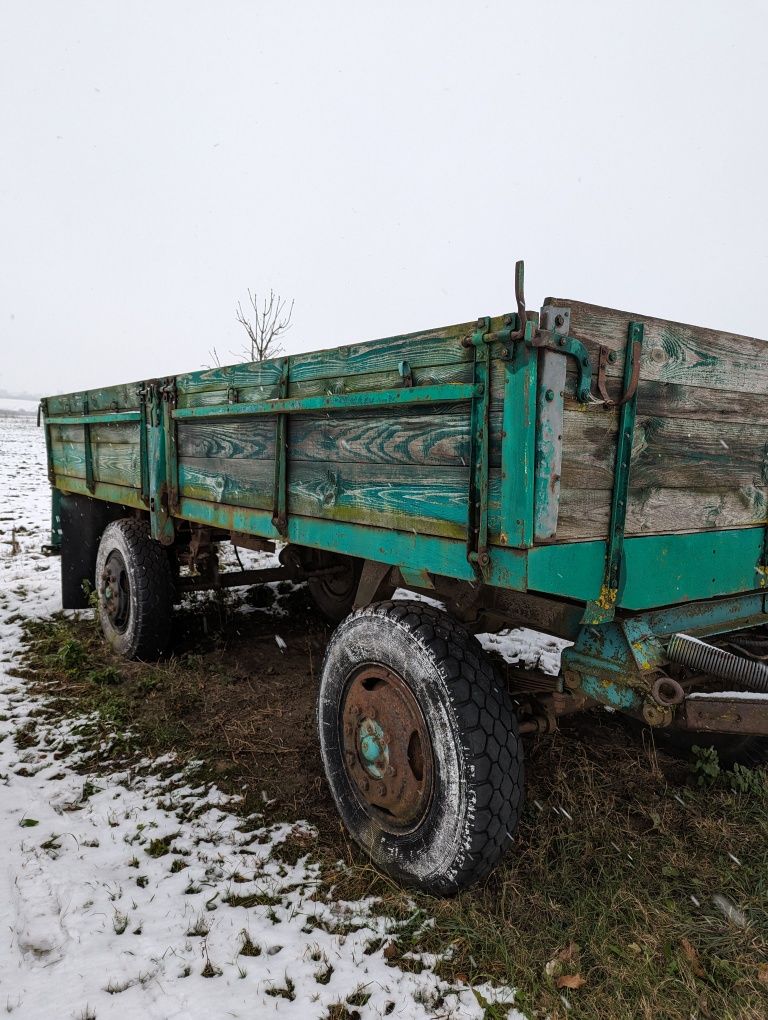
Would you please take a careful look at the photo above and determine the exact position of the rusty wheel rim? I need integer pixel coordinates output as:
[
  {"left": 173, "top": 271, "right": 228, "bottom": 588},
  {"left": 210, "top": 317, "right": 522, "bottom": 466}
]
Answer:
[
  {"left": 341, "top": 665, "right": 434, "bottom": 832},
  {"left": 100, "top": 550, "right": 130, "bottom": 634}
]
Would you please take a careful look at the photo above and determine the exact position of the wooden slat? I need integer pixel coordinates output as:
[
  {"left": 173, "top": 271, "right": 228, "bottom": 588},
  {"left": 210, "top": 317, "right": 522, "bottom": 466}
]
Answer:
[
  {"left": 553, "top": 297, "right": 768, "bottom": 396},
  {"left": 556, "top": 485, "right": 768, "bottom": 542},
  {"left": 178, "top": 457, "right": 502, "bottom": 541},
  {"left": 175, "top": 319, "right": 480, "bottom": 399},
  {"left": 177, "top": 405, "right": 502, "bottom": 468},
  {"left": 49, "top": 436, "right": 141, "bottom": 488},
  {"left": 560, "top": 411, "right": 768, "bottom": 492}
]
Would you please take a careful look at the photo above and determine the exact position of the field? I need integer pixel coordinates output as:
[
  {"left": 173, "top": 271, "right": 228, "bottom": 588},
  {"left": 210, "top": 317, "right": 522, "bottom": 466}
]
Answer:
[{"left": 1, "top": 417, "right": 767, "bottom": 1019}]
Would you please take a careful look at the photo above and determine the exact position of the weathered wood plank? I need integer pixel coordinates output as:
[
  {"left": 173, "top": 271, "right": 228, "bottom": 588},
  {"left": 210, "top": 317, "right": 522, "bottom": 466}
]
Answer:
[
  {"left": 49, "top": 436, "right": 141, "bottom": 488},
  {"left": 553, "top": 297, "right": 768, "bottom": 395},
  {"left": 177, "top": 405, "right": 502, "bottom": 468},
  {"left": 560, "top": 411, "right": 768, "bottom": 492},
  {"left": 174, "top": 315, "right": 501, "bottom": 398},
  {"left": 46, "top": 383, "right": 142, "bottom": 415},
  {"left": 563, "top": 373, "right": 768, "bottom": 424},
  {"left": 176, "top": 361, "right": 477, "bottom": 409},
  {"left": 556, "top": 485, "right": 768, "bottom": 542},
  {"left": 178, "top": 456, "right": 502, "bottom": 541},
  {"left": 52, "top": 422, "right": 141, "bottom": 446}
]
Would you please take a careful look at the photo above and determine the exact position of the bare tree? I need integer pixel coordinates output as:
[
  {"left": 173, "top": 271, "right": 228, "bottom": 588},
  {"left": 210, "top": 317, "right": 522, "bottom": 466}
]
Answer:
[{"left": 235, "top": 289, "right": 294, "bottom": 362}]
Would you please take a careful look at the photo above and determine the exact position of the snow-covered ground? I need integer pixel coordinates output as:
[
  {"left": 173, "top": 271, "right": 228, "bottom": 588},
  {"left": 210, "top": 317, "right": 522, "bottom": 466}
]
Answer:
[{"left": 0, "top": 419, "right": 541, "bottom": 1019}]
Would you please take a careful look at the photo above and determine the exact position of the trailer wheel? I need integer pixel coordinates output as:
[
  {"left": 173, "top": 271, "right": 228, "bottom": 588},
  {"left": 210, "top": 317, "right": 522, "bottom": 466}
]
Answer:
[
  {"left": 307, "top": 552, "right": 362, "bottom": 623},
  {"left": 95, "top": 518, "right": 174, "bottom": 660},
  {"left": 317, "top": 600, "right": 524, "bottom": 894}
]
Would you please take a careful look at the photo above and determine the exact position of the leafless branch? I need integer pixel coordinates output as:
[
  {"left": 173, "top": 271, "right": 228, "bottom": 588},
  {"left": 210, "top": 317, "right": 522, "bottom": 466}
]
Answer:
[{"left": 235, "top": 288, "right": 294, "bottom": 362}]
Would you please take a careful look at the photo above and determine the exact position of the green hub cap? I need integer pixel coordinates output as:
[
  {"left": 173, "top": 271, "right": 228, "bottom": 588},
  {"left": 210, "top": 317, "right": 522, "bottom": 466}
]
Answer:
[{"left": 358, "top": 718, "right": 389, "bottom": 779}]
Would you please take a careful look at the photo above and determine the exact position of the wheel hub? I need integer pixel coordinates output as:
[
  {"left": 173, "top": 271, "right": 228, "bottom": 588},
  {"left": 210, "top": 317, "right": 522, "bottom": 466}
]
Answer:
[
  {"left": 100, "top": 550, "right": 130, "bottom": 633},
  {"left": 342, "top": 665, "right": 433, "bottom": 829}
]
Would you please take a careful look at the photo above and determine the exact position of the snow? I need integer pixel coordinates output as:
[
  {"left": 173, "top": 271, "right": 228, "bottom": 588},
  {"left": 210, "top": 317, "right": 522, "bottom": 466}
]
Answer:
[
  {"left": 688, "top": 690, "right": 768, "bottom": 701},
  {"left": 0, "top": 420, "right": 526, "bottom": 1019}
]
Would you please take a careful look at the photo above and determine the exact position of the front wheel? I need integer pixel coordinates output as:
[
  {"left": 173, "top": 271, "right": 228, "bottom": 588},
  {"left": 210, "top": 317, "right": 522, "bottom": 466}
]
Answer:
[
  {"left": 95, "top": 518, "right": 174, "bottom": 660},
  {"left": 317, "top": 600, "right": 524, "bottom": 894}
]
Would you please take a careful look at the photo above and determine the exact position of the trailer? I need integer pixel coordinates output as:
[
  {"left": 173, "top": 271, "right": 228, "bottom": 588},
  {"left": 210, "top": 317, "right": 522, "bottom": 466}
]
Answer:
[{"left": 40, "top": 263, "right": 768, "bottom": 893}]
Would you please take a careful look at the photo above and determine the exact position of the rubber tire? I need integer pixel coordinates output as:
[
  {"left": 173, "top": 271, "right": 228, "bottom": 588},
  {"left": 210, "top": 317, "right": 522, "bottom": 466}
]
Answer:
[
  {"left": 317, "top": 600, "right": 524, "bottom": 895},
  {"left": 95, "top": 518, "right": 174, "bottom": 660},
  {"left": 307, "top": 552, "right": 363, "bottom": 624}
]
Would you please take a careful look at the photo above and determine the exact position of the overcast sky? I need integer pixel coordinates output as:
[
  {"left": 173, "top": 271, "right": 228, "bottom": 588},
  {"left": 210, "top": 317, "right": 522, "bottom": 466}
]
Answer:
[{"left": 2, "top": 1, "right": 766, "bottom": 397}]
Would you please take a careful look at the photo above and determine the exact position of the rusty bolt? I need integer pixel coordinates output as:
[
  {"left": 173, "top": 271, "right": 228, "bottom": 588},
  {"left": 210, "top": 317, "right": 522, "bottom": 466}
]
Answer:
[
  {"left": 558, "top": 336, "right": 566, "bottom": 347},
  {"left": 501, "top": 347, "right": 509, "bottom": 358},
  {"left": 608, "top": 350, "right": 618, "bottom": 363},
  {"left": 461, "top": 335, "right": 472, "bottom": 348},
  {"left": 554, "top": 313, "right": 565, "bottom": 328},
  {"left": 545, "top": 389, "right": 555, "bottom": 402},
  {"left": 479, "top": 552, "right": 490, "bottom": 566}
]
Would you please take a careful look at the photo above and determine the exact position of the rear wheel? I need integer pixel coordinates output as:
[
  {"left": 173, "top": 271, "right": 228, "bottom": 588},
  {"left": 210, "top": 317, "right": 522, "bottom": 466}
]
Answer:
[
  {"left": 317, "top": 600, "right": 524, "bottom": 894},
  {"left": 95, "top": 518, "right": 174, "bottom": 660},
  {"left": 307, "top": 552, "right": 362, "bottom": 623}
]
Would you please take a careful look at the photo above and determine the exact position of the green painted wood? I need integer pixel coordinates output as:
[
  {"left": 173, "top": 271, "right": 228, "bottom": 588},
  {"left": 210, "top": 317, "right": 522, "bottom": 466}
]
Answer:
[
  {"left": 52, "top": 422, "right": 142, "bottom": 446},
  {"left": 528, "top": 527, "right": 765, "bottom": 609},
  {"left": 175, "top": 494, "right": 528, "bottom": 591},
  {"left": 174, "top": 315, "right": 505, "bottom": 399},
  {"left": 178, "top": 456, "right": 502, "bottom": 541},
  {"left": 49, "top": 436, "right": 141, "bottom": 488},
  {"left": 177, "top": 407, "right": 502, "bottom": 468},
  {"left": 46, "top": 383, "right": 143, "bottom": 416},
  {"left": 500, "top": 339, "right": 537, "bottom": 547},
  {"left": 52, "top": 474, "right": 146, "bottom": 508},
  {"left": 172, "top": 382, "right": 481, "bottom": 420},
  {"left": 45, "top": 411, "right": 141, "bottom": 426}
]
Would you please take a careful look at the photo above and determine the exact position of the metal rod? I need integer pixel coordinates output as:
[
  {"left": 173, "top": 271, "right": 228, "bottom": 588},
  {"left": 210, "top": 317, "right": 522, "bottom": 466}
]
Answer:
[
  {"left": 171, "top": 383, "right": 481, "bottom": 420},
  {"left": 44, "top": 411, "right": 142, "bottom": 425}
]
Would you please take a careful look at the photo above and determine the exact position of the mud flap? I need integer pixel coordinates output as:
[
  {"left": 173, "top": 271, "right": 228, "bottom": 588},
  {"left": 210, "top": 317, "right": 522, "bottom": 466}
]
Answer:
[{"left": 60, "top": 494, "right": 135, "bottom": 608}]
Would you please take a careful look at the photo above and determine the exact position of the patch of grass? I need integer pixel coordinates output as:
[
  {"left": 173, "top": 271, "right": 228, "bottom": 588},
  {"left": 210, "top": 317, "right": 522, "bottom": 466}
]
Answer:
[
  {"left": 185, "top": 914, "right": 210, "bottom": 937},
  {"left": 238, "top": 930, "right": 261, "bottom": 957},
  {"left": 145, "top": 833, "right": 178, "bottom": 858},
  {"left": 223, "top": 890, "right": 282, "bottom": 909},
  {"left": 265, "top": 976, "right": 295, "bottom": 1001}
]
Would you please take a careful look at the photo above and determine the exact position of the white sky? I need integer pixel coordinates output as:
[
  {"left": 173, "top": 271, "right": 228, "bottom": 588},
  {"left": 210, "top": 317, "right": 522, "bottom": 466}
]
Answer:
[{"left": 1, "top": 1, "right": 766, "bottom": 397}]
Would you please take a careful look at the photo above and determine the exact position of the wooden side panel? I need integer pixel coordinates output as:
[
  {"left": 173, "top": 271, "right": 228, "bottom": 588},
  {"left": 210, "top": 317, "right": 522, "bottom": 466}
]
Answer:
[
  {"left": 49, "top": 422, "right": 141, "bottom": 490},
  {"left": 171, "top": 317, "right": 523, "bottom": 542},
  {"left": 549, "top": 299, "right": 768, "bottom": 542}
]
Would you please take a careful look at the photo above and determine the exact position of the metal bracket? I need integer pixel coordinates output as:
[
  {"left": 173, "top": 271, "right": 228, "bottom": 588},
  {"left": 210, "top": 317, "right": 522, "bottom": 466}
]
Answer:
[
  {"left": 354, "top": 559, "right": 395, "bottom": 609},
  {"left": 398, "top": 360, "right": 413, "bottom": 387},
  {"left": 82, "top": 395, "right": 95, "bottom": 493},
  {"left": 581, "top": 321, "right": 644, "bottom": 624},
  {"left": 512, "top": 262, "right": 593, "bottom": 402},
  {"left": 160, "top": 379, "right": 179, "bottom": 515},
  {"left": 271, "top": 359, "right": 290, "bottom": 536},
  {"left": 137, "top": 384, "right": 150, "bottom": 505},
  {"left": 467, "top": 317, "right": 492, "bottom": 579},
  {"left": 596, "top": 341, "right": 642, "bottom": 407}
]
